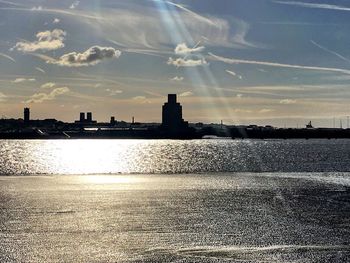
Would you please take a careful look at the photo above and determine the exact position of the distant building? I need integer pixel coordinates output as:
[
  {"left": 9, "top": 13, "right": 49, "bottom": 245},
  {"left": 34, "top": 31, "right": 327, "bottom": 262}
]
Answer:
[
  {"left": 24, "top": 108, "right": 30, "bottom": 122},
  {"left": 162, "top": 94, "right": 188, "bottom": 132},
  {"left": 80, "top": 112, "right": 85, "bottom": 122},
  {"left": 110, "top": 116, "right": 116, "bottom": 125},
  {"left": 75, "top": 112, "right": 96, "bottom": 124}
]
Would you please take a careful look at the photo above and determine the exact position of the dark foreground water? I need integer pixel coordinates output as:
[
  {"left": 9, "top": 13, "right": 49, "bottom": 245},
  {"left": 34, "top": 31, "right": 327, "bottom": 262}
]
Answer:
[{"left": 0, "top": 140, "right": 349, "bottom": 262}]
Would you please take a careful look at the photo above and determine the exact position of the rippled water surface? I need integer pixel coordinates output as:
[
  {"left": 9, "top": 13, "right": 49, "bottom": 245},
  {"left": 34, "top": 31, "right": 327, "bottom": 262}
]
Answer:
[
  {"left": 1, "top": 139, "right": 350, "bottom": 174},
  {"left": 0, "top": 139, "right": 349, "bottom": 262}
]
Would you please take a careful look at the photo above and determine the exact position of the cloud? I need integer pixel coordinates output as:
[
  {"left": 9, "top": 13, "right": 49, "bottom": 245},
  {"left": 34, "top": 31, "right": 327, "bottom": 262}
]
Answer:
[
  {"left": 48, "top": 46, "right": 121, "bottom": 67},
  {"left": 31, "top": 6, "right": 42, "bottom": 11},
  {"left": 25, "top": 87, "right": 69, "bottom": 103},
  {"left": 13, "top": 78, "right": 36, "bottom": 83},
  {"left": 209, "top": 53, "right": 350, "bottom": 75},
  {"left": 179, "top": 91, "right": 193, "bottom": 97},
  {"left": 280, "top": 99, "right": 297, "bottom": 104},
  {"left": 259, "top": 109, "right": 274, "bottom": 114},
  {"left": 106, "top": 89, "right": 123, "bottom": 96},
  {"left": 41, "top": 82, "right": 56, "bottom": 89},
  {"left": 14, "top": 29, "right": 66, "bottom": 52},
  {"left": 69, "top": 1, "right": 80, "bottom": 9},
  {"left": 175, "top": 43, "right": 205, "bottom": 56},
  {"left": 167, "top": 57, "right": 208, "bottom": 67},
  {"left": 273, "top": 1, "right": 350, "bottom": 12},
  {"left": 53, "top": 18, "right": 60, "bottom": 24},
  {"left": 133, "top": 96, "right": 146, "bottom": 100},
  {"left": 164, "top": 1, "right": 217, "bottom": 26},
  {"left": 0, "top": 92, "right": 6, "bottom": 102},
  {"left": 170, "top": 76, "right": 184, "bottom": 82},
  {"left": 225, "top": 69, "right": 242, "bottom": 79}
]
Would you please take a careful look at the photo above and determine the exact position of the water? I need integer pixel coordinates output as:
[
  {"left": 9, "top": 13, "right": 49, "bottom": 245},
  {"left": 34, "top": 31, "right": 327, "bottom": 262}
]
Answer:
[
  {"left": 1, "top": 139, "right": 350, "bottom": 174},
  {"left": 0, "top": 139, "right": 349, "bottom": 262}
]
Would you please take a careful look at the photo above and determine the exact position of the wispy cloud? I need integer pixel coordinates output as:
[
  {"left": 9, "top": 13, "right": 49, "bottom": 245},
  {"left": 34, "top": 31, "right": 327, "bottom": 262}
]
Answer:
[
  {"left": 280, "top": 99, "right": 297, "bottom": 104},
  {"left": 14, "top": 29, "right": 66, "bottom": 52},
  {"left": 273, "top": 1, "right": 350, "bottom": 12},
  {"left": 48, "top": 46, "right": 121, "bottom": 67},
  {"left": 41, "top": 82, "right": 56, "bottom": 89},
  {"left": 164, "top": 1, "right": 217, "bottom": 26},
  {"left": 225, "top": 69, "right": 242, "bottom": 79},
  {"left": 311, "top": 40, "right": 350, "bottom": 64},
  {"left": 179, "top": 91, "right": 193, "bottom": 97},
  {"left": 0, "top": 52, "right": 15, "bottom": 62},
  {"left": 13, "top": 78, "right": 35, "bottom": 83},
  {"left": 170, "top": 76, "right": 184, "bottom": 82},
  {"left": 209, "top": 53, "right": 350, "bottom": 75},
  {"left": 26, "top": 87, "right": 69, "bottom": 103},
  {"left": 52, "top": 18, "right": 60, "bottom": 24},
  {"left": 69, "top": 1, "right": 80, "bottom": 9},
  {"left": 167, "top": 57, "right": 208, "bottom": 67},
  {"left": 175, "top": 43, "right": 205, "bottom": 56},
  {"left": 0, "top": 92, "right": 7, "bottom": 102}
]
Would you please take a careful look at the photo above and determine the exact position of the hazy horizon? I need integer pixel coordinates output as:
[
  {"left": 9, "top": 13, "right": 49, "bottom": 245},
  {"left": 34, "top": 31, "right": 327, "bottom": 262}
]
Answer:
[{"left": 1, "top": 0, "right": 350, "bottom": 127}]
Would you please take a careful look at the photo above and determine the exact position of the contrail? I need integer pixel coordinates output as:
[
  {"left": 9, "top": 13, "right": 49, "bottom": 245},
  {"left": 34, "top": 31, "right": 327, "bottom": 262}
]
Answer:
[
  {"left": 35, "top": 67, "right": 46, "bottom": 73},
  {"left": 209, "top": 52, "right": 350, "bottom": 75},
  {"left": 0, "top": 52, "right": 15, "bottom": 62},
  {"left": 311, "top": 40, "right": 350, "bottom": 64}
]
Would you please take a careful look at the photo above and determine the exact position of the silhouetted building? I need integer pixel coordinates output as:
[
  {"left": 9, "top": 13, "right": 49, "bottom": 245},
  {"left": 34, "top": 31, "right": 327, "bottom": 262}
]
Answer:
[
  {"left": 87, "top": 112, "right": 92, "bottom": 122},
  {"left": 110, "top": 116, "right": 116, "bottom": 125},
  {"left": 75, "top": 112, "right": 96, "bottom": 124},
  {"left": 162, "top": 94, "right": 188, "bottom": 132},
  {"left": 80, "top": 112, "right": 85, "bottom": 122},
  {"left": 24, "top": 108, "right": 30, "bottom": 122}
]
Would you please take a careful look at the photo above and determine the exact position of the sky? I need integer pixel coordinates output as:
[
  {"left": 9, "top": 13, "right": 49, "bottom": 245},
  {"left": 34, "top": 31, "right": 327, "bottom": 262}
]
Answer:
[{"left": 1, "top": 0, "right": 350, "bottom": 127}]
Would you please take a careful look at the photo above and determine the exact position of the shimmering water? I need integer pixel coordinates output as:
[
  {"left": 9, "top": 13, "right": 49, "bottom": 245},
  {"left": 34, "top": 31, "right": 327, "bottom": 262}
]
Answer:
[
  {"left": 1, "top": 139, "right": 350, "bottom": 174},
  {"left": 0, "top": 139, "right": 349, "bottom": 262}
]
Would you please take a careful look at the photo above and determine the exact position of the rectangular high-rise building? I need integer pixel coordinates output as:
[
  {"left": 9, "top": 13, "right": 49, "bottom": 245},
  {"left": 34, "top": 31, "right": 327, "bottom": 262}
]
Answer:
[
  {"left": 162, "top": 94, "right": 187, "bottom": 132},
  {"left": 87, "top": 112, "right": 92, "bottom": 122},
  {"left": 80, "top": 112, "right": 85, "bottom": 122},
  {"left": 24, "top": 108, "right": 30, "bottom": 122}
]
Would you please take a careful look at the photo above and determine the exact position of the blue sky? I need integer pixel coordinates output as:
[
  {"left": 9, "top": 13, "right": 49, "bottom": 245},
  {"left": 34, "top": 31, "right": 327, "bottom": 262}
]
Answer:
[{"left": 1, "top": 0, "right": 350, "bottom": 127}]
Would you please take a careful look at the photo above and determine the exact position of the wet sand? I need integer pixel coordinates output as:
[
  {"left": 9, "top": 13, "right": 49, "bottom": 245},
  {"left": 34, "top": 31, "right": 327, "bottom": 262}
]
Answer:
[{"left": 0, "top": 173, "right": 349, "bottom": 262}]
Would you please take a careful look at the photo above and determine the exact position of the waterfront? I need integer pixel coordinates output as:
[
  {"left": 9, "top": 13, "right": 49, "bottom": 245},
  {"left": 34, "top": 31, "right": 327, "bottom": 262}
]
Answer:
[{"left": 0, "top": 139, "right": 349, "bottom": 262}]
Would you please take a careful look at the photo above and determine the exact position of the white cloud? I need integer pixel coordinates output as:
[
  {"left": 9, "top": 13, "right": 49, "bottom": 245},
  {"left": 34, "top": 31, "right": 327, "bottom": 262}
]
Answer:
[
  {"left": 280, "top": 99, "right": 297, "bottom": 104},
  {"left": 26, "top": 87, "right": 69, "bottom": 103},
  {"left": 53, "top": 18, "right": 60, "bottom": 24},
  {"left": 210, "top": 53, "right": 350, "bottom": 75},
  {"left": 69, "top": 1, "right": 80, "bottom": 9},
  {"left": 106, "top": 89, "right": 123, "bottom": 96},
  {"left": 179, "top": 91, "right": 193, "bottom": 97},
  {"left": 175, "top": 43, "right": 205, "bottom": 56},
  {"left": 13, "top": 78, "right": 36, "bottom": 83},
  {"left": 167, "top": 57, "right": 208, "bottom": 67},
  {"left": 41, "top": 82, "right": 56, "bottom": 89},
  {"left": 225, "top": 69, "right": 242, "bottom": 79},
  {"left": 49, "top": 46, "right": 121, "bottom": 67},
  {"left": 14, "top": 29, "right": 66, "bottom": 52},
  {"left": 31, "top": 6, "right": 42, "bottom": 11},
  {"left": 170, "top": 76, "right": 184, "bottom": 82}
]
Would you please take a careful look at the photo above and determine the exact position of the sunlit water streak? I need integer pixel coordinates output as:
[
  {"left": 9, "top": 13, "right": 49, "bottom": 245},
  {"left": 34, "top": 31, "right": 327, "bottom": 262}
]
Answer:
[{"left": 1, "top": 139, "right": 350, "bottom": 175}]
